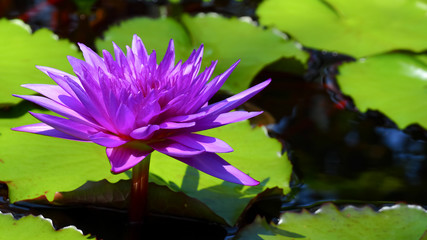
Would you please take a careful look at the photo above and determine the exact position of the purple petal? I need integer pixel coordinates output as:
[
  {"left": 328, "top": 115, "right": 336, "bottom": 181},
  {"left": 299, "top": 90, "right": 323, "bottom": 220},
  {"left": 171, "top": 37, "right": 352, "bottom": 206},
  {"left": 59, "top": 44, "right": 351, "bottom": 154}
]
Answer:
[
  {"left": 103, "top": 49, "right": 123, "bottom": 78},
  {"left": 169, "top": 79, "right": 271, "bottom": 123},
  {"left": 130, "top": 125, "right": 160, "bottom": 140},
  {"left": 168, "top": 133, "right": 233, "bottom": 153},
  {"left": 166, "top": 111, "right": 206, "bottom": 123},
  {"left": 89, "top": 132, "right": 128, "bottom": 147},
  {"left": 13, "top": 94, "right": 99, "bottom": 128},
  {"left": 196, "top": 60, "right": 240, "bottom": 106},
  {"left": 159, "top": 121, "right": 195, "bottom": 129},
  {"left": 190, "top": 111, "right": 262, "bottom": 132},
  {"left": 113, "top": 42, "right": 134, "bottom": 80},
  {"left": 36, "top": 65, "right": 80, "bottom": 84},
  {"left": 21, "top": 84, "right": 88, "bottom": 115},
  {"left": 132, "top": 34, "right": 149, "bottom": 66},
  {"left": 158, "top": 39, "right": 175, "bottom": 76},
  {"left": 174, "top": 152, "right": 259, "bottom": 186},
  {"left": 126, "top": 45, "right": 137, "bottom": 78},
  {"left": 36, "top": 66, "right": 81, "bottom": 99},
  {"left": 107, "top": 146, "right": 152, "bottom": 173},
  {"left": 22, "top": 84, "right": 69, "bottom": 102},
  {"left": 12, "top": 123, "right": 87, "bottom": 141},
  {"left": 29, "top": 112, "right": 96, "bottom": 140},
  {"left": 64, "top": 74, "right": 116, "bottom": 132},
  {"left": 181, "top": 44, "right": 204, "bottom": 80},
  {"left": 148, "top": 50, "right": 157, "bottom": 74},
  {"left": 135, "top": 100, "right": 161, "bottom": 126},
  {"left": 114, "top": 104, "right": 135, "bottom": 135},
  {"left": 66, "top": 56, "right": 94, "bottom": 80},
  {"left": 202, "top": 79, "right": 271, "bottom": 117},
  {"left": 150, "top": 140, "right": 204, "bottom": 157},
  {"left": 78, "top": 43, "right": 107, "bottom": 72}
]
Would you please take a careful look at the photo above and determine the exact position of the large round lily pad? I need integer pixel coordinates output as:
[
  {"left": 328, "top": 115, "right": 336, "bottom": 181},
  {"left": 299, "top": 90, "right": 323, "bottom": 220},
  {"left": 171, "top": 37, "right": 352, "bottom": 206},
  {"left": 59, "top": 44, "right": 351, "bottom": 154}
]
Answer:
[
  {"left": 257, "top": 0, "right": 427, "bottom": 58},
  {"left": 0, "top": 19, "right": 81, "bottom": 104}
]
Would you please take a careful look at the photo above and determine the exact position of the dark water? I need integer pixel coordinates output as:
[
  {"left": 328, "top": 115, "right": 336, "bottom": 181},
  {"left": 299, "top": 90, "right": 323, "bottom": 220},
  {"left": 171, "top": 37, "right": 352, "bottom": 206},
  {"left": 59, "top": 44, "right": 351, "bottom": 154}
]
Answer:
[{"left": 1, "top": 0, "right": 426, "bottom": 239}]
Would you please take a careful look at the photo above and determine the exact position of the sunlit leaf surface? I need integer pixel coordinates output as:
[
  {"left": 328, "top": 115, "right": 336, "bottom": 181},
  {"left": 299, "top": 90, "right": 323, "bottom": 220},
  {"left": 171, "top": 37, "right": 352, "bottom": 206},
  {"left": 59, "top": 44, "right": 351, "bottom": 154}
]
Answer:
[
  {"left": 0, "top": 212, "right": 90, "bottom": 240},
  {"left": 257, "top": 0, "right": 427, "bottom": 57},
  {"left": 0, "top": 19, "right": 81, "bottom": 104},
  {"left": 236, "top": 204, "right": 427, "bottom": 240},
  {"left": 337, "top": 53, "right": 427, "bottom": 129}
]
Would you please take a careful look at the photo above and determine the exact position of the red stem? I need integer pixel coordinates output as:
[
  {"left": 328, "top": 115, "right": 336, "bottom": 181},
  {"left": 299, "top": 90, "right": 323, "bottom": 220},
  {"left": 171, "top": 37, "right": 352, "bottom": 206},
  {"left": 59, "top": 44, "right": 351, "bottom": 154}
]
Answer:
[{"left": 129, "top": 154, "right": 151, "bottom": 223}]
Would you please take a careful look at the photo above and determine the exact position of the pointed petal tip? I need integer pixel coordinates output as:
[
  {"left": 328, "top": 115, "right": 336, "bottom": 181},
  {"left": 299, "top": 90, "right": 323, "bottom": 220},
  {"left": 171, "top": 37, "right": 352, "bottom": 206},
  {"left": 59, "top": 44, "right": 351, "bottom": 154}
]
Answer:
[
  {"left": 77, "top": 43, "right": 93, "bottom": 56},
  {"left": 35, "top": 65, "right": 44, "bottom": 70},
  {"left": 133, "top": 34, "right": 141, "bottom": 41},
  {"left": 243, "top": 178, "right": 260, "bottom": 186},
  {"left": 257, "top": 79, "right": 272, "bottom": 89},
  {"left": 263, "top": 78, "right": 272, "bottom": 85},
  {"left": 10, "top": 126, "right": 21, "bottom": 131},
  {"left": 12, "top": 94, "right": 30, "bottom": 100},
  {"left": 112, "top": 41, "right": 119, "bottom": 48}
]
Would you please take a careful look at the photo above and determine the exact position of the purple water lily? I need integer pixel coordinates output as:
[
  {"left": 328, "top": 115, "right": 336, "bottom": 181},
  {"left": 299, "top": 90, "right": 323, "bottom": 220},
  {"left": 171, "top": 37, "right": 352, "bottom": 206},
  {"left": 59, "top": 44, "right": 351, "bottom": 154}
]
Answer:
[{"left": 12, "top": 35, "right": 270, "bottom": 186}]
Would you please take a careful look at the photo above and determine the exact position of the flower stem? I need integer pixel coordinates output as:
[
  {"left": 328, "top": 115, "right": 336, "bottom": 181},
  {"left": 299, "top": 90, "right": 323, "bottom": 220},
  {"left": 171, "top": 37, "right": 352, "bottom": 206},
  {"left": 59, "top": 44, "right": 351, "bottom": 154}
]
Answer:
[{"left": 129, "top": 154, "right": 151, "bottom": 223}]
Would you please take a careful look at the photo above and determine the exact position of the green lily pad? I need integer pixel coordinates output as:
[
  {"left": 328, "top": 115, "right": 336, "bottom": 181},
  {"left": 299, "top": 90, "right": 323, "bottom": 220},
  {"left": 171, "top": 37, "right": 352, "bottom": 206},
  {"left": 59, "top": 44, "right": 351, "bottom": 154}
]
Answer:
[
  {"left": 0, "top": 108, "right": 129, "bottom": 203},
  {"left": 257, "top": 0, "right": 427, "bottom": 58},
  {"left": 0, "top": 18, "right": 82, "bottom": 104},
  {"left": 0, "top": 212, "right": 90, "bottom": 239},
  {"left": 96, "top": 15, "right": 308, "bottom": 93},
  {"left": 336, "top": 53, "right": 427, "bottom": 129},
  {"left": 236, "top": 203, "right": 427, "bottom": 240},
  {"left": 150, "top": 121, "right": 292, "bottom": 225}
]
